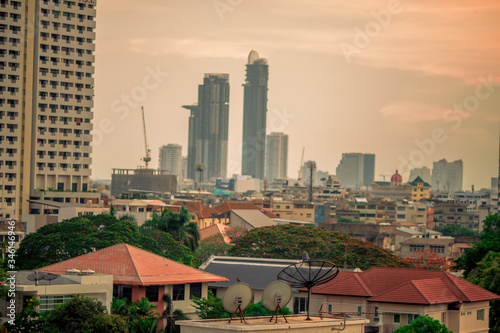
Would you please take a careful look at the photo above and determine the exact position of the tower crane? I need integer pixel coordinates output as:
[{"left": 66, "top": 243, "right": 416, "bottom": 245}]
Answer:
[{"left": 141, "top": 106, "right": 151, "bottom": 169}]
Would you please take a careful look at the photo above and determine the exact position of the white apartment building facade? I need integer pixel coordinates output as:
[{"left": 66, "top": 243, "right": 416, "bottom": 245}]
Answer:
[
  {"left": 0, "top": 0, "right": 97, "bottom": 220},
  {"left": 265, "top": 132, "right": 287, "bottom": 182},
  {"left": 158, "top": 144, "right": 182, "bottom": 181}
]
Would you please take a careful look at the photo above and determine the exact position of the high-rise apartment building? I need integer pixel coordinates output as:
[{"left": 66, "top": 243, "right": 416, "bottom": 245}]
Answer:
[
  {"left": 362, "top": 154, "right": 375, "bottom": 186},
  {"left": 336, "top": 153, "right": 375, "bottom": 188},
  {"left": 431, "top": 159, "right": 463, "bottom": 191},
  {"left": 0, "top": 0, "right": 96, "bottom": 220},
  {"left": 241, "top": 50, "right": 268, "bottom": 180},
  {"left": 265, "top": 132, "right": 287, "bottom": 182},
  {"left": 183, "top": 73, "right": 229, "bottom": 182},
  {"left": 409, "top": 166, "right": 432, "bottom": 184},
  {"left": 158, "top": 144, "right": 182, "bottom": 181}
]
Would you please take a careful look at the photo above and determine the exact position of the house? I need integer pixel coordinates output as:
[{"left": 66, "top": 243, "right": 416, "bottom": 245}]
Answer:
[
  {"left": 309, "top": 267, "right": 498, "bottom": 333},
  {"left": 172, "top": 201, "right": 222, "bottom": 229},
  {"left": 37, "top": 243, "right": 228, "bottom": 327},
  {"left": 227, "top": 209, "right": 277, "bottom": 230},
  {"left": 109, "top": 199, "right": 177, "bottom": 226},
  {"left": 399, "top": 237, "right": 455, "bottom": 260},
  {"left": 407, "top": 176, "right": 432, "bottom": 200},
  {"left": 199, "top": 223, "right": 246, "bottom": 244},
  {"left": 0, "top": 270, "right": 113, "bottom": 321},
  {"left": 213, "top": 201, "right": 278, "bottom": 220},
  {"left": 199, "top": 256, "right": 305, "bottom": 311}
]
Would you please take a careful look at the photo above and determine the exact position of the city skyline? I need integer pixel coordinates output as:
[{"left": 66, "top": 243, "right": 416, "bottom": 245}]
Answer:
[{"left": 91, "top": 0, "right": 499, "bottom": 189}]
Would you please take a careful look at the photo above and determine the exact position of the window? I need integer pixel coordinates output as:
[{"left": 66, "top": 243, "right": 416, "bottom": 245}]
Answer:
[
  {"left": 39, "top": 295, "right": 73, "bottom": 312},
  {"left": 357, "top": 306, "right": 362, "bottom": 316},
  {"left": 190, "top": 283, "right": 202, "bottom": 299},
  {"left": 441, "top": 312, "right": 446, "bottom": 324},
  {"left": 113, "top": 285, "right": 132, "bottom": 302},
  {"left": 293, "top": 297, "right": 308, "bottom": 314},
  {"left": 408, "top": 314, "right": 419, "bottom": 323},
  {"left": 173, "top": 284, "right": 185, "bottom": 301},
  {"left": 145, "top": 285, "right": 159, "bottom": 302},
  {"left": 477, "top": 309, "right": 484, "bottom": 321},
  {"left": 374, "top": 306, "right": 379, "bottom": 322},
  {"left": 394, "top": 314, "right": 400, "bottom": 323},
  {"left": 328, "top": 304, "right": 332, "bottom": 313}
]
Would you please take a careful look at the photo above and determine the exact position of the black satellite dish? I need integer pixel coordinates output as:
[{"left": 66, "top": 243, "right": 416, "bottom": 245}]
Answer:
[
  {"left": 27, "top": 271, "right": 59, "bottom": 285},
  {"left": 277, "top": 252, "right": 339, "bottom": 320}
]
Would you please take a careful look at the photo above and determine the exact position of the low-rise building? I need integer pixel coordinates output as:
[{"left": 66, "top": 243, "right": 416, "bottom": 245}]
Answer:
[
  {"left": 399, "top": 237, "right": 455, "bottom": 260},
  {"left": 309, "top": 267, "right": 499, "bottom": 333}
]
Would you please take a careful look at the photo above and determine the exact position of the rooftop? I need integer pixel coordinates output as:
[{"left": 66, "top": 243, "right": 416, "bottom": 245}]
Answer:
[{"left": 38, "top": 243, "right": 228, "bottom": 286}]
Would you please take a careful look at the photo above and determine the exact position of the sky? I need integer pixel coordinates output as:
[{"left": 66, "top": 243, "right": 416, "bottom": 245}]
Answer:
[{"left": 92, "top": 0, "right": 500, "bottom": 190}]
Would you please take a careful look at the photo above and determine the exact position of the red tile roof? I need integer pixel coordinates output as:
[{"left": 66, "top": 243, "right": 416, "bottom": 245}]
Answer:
[
  {"left": 213, "top": 202, "right": 279, "bottom": 218},
  {"left": 200, "top": 223, "right": 234, "bottom": 244},
  {"left": 311, "top": 267, "right": 498, "bottom": 305},
  {"left": 173, "top": 201, "right": 220, "bottom": 219},
  {"left": 38, "top": 243, "right": 228, "bottom": 286}
]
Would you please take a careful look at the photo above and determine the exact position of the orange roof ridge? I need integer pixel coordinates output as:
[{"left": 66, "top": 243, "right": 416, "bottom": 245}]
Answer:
[
  {"left": 353, "top": 274, "right": 373, "bottom": 296},
  {"left": 126, "top": 244, "right": 144, "bottom": 284},
  {"left": 410, "top": 280, "right": 431, "bottom": 304}
]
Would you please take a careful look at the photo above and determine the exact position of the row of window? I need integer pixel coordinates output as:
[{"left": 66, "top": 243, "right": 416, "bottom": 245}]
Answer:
[
  {"left": 39, "top": 57, "right": 92, "bottom": 68},
  {"left": 40, "top": 20, "right": 94, "bottom": 33},
  {"left": 113, "top": 283, "right": 203, "bottom": 303},
  {"left": 38, "top": 104, "right": 91, "bottom": 113},
  {"left": 40, "top": 8, "right": 94, "bottom": 21},
  {"left": 42, "top": 0, "right": 94, "bottom": 10}
]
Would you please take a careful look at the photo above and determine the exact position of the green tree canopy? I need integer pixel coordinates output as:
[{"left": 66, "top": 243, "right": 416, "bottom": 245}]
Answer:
[
  {"left": 434, "top": 225, "right": 478, "bottom": 237},
  {"left": 16, "top": 214, "right": 193, "bottom": 270},
  {"left": 141, "top": 203, "right": 200, "bottom": 252},
  {"left": 466, "top": 250, "right": 500, "bottom": 332},
  {"left": 455, "top": 213, "right": 500, "bottom": 277},
  {"left": 229, "top": 225, "right": 410, "bottom": 270},
  {"left": 42, "top": 295, "right": 128, "bottom": 333},
  {"left": 393, "top": 315, "right": 451, "bottom": 333}
]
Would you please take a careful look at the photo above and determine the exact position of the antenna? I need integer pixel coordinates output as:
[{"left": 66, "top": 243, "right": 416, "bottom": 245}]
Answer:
[
  {"left": 278, "top": 252, "right": 339, "bottom": 321},
  {"left": 262, "top": 281, "right": 292, "bottom": 323},
  {"left": 298, "top": 147, "right": 305, "bottom": 180},
  {"left": 221, "top": 282, "right": 253, "bottom": 324},
  {"left": 27, "top": 272, "right": 59, "bottom": 286}
]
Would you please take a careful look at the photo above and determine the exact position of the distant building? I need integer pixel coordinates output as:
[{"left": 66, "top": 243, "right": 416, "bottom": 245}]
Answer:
[
  {"left": 432, "top": 159, "right": 463, "bottom": 191},
  {"left": 182, "top": 156, "right": 188, "bottom": 180},
  {"left": 371, "top": 170, "right": 412, "bottom": 201},
  {"left": 300, "top": 161, "right": 318, "bottom": 186},
  {"left": 362, "top": 154, "right": 376, "bottom": 186},
  {"left": 111, "top": 168, "right": 177, "bottom": 198},
  {"left": 242, "top": 50, "right": 269, "bottom": 180},
  {"left": 158, "top": 144, "right": 182, "bottom": 182},
  {"left": 409, "top": 166, "right": 432, "bottom": 184},
  {"left": 336, "top": 153, "right": 375, "bottom": 188},
  {"left": 183, "top": 73, "right": 230, "bottom": 182},
  {"left": 407, "top": 176, "right": 432, "bottom": 201},
  {"left": 265, "top": 132, "right": 288, "bottom": 182}
]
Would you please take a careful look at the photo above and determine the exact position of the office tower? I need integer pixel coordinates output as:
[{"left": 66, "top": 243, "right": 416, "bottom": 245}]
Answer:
[
  {"left": 183, "top": 74, "right": 229, "bottom": 182},
  {"left": 241, "top": 50, "right": 268, "bottom": 180},
  {"left": 362, "top": 154, "right": 376, "bottom": 186},
  {"left": 409, "top": 166, "right": 432, "bottom": 184},
  {"left": 431, "top": 159, "right": 463, "bottom": 192},
  {"left": 265, "top": 132, "right": 288, "bottom": 182},
  {"left": 158, "top": 144, "right": 182, "bottom": 181},
  {"left": 0, "top": 0, "right": 96, "bottom": 220},
  {"left": 336, "top": 153, "right": 375, "bottom": 188}
]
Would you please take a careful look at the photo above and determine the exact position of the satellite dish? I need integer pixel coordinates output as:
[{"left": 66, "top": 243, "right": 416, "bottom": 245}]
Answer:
[
  {"left": 278, "top": 253, "right": 339, "bottom": 321},
  {"left": 222, "top": 282, "right": 253, "bottom": 323},
  {"left": 262, "top": 281, "right": 292, "bottom": 323}
]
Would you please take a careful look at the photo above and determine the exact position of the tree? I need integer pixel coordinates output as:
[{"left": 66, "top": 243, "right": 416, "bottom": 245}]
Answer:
[
  {"left": 42, "top": 295, "right": 128, "bottom": 333},
  {"left": 229, "top": 225, "right": 410, "bottom": 270},
  {"left": 434, "top": 225, "right": 478, "bottom": 237},
  {"left": 393, "top": 315, "right": 451, "bottom": 333},
  {"left": 336, "top": 217, "right": 362, "bottom": 224},
  {"left": 455, "top": 213, "right": 500, "bottom": 277},
  {"left": 15, "top": 214, "right": 194, "bottom": 270},
  {"left": 466, "top": 251, "right": 500, "bottom": 332},
  {"left": 194, "top": 234, "right": 232, "bottom": 262},
  {"left": 244, "top": 301, "right": 292, "bottom": 317},
  {"left": 402, "top": 249, "right": 448, "bottom": 270},
  {"left": 3, "top": 297, "right": 44, "bottom": 332},
  {"left": 142, "top": 204, "right": 200, "bottom": 251},
  {"left": 163, "top": 294, "right": 188, "bottom": 333},
  {"left": 192, "top": 290, "right": 230, "bottom": 319}
]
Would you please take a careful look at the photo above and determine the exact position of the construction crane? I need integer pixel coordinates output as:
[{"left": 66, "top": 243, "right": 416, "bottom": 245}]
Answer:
[
  {"left": 141, "top": 106, "right": 151, "bottom": 169},
  {"left": 297, "top": 147, "right": 305, "bottom": 180}
]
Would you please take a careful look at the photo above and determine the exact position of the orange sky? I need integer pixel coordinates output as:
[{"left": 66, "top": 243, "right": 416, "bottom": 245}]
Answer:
[{"left": 92, "top": 0, "right": 500, "bottom": 189}]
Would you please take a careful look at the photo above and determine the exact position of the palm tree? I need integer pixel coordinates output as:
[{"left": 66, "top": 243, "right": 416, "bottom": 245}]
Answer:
[{"left": 142, "top": 204, "right": 199, "bottom": 251}]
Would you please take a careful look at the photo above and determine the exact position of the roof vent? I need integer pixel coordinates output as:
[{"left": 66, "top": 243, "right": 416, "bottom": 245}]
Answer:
[
  {"left": 81, "top": 269, "right": 95, "bottom": 276},
  {"left": 66, "top": 268, "right": 80, "bottom": 275}
]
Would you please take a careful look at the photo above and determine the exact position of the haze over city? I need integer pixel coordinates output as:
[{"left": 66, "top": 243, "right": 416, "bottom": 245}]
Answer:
[{"left": 92, "top": 0, "right": 500, "bottom": 189}]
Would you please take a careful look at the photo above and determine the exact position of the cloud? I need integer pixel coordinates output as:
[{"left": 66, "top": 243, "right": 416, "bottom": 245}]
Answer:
[{"left": 379, "top": 102, "right": 447, "bottom": 122}]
